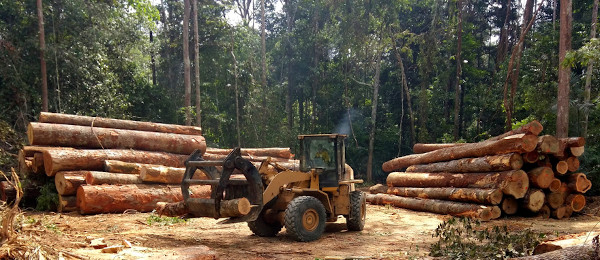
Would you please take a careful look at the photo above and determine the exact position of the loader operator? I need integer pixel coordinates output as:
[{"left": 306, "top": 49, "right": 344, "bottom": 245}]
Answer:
[{"left": 315, "top": 144, "right": 331, "bottom": 166}]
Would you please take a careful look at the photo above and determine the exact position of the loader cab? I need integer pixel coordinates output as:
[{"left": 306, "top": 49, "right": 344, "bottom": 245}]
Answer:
[{"left": 298, "top": 134, "right": 347, "bottom": 188}]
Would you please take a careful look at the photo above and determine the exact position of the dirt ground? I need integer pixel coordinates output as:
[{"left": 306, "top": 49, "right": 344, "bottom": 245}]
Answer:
[{"left": 13, "top": 197, "right": 600, "bottom": 260}]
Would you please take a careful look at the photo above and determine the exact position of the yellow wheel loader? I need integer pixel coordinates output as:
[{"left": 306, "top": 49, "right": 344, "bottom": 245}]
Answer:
[{"left": 181, "top": 134, "right": 365, "bottom": 242}]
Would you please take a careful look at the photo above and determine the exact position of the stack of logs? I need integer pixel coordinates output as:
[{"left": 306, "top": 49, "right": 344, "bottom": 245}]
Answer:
[
  {"left": 368, "top": 121, "right": 590, "bottom": 221},
  {"left": 3, "top": 112, "right": 298, "bottom": 215}
]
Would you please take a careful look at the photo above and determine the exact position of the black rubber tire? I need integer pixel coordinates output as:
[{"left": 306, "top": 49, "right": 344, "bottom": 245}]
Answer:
[
  {"left": 346, "top": 190, "right": 366, "bottom": 231},
  {"left": 248, "top": 211, "right": 282, "bottom": 237},
  {"left": 284, "top": 196, "right": 326, "bottom": 242}
]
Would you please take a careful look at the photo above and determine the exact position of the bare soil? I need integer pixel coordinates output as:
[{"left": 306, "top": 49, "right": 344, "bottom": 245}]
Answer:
[{"left": 15, "top": 199, "right": 600, "bottom": 260}]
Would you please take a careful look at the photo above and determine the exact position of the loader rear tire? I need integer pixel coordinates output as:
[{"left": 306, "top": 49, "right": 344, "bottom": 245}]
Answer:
[
  {"left": 284, "top": 196, "right": 326, "bottom": 242},
  {"left": 248, "top": 211, "right": 282, "bottom": 237},
  {"left": 346, "top": 191, "right": 366, "bottom": 231}
]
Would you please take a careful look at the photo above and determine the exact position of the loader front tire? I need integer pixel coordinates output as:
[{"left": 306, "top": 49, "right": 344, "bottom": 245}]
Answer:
[
  {"left": 248, "top": 211, "right": 282, "bottom": 237},
  {"left": 346, "top": 191, "right": 366, "bottom": 231},
  {"left": 284, "top": 196, "right": 326, "bottom": 242}
]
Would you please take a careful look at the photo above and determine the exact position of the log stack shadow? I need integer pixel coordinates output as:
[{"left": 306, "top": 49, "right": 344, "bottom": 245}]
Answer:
[{"left": 370, "top": 121, "right": 590, "bottom": 221}]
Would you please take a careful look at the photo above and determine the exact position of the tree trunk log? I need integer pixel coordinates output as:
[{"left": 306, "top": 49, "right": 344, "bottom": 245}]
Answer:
[
  {"left": 522, "top": 188, "right": 545, "bottom": 212},
  {"left": 488, "top": 121, "right": 544, "bottom": 141},
  {"left": 383, "top": 134, "right": 537, "bottom": 172},
  {"left": 366, "top": 193, "right": 498, "bottom": 221},
  {"left": 560, "top": 137, "right": 585, "bottom": 147},
  {"left": 387, "top": 187, "right": 503, "bottom": 205},
  {"left": 104, "top": 160, "right": 208, "bottom": 184},
  {"left": 54, "top": 171, "right": 86, "bottom": 195},
  {"left": 85, "top": 171, "right": 142, "bottom": 185},
  {"left": 570, "top": 146, "right": 585, "bottom": 157},
  {"left": 58, "top": 195, "right": 77, "bottom": 212},
  {"left": 18, "top": 150, "right": 33, "bottom": 176},
  {"left": 32, "top": 152, "right": 45, "bottom": 174},
  {"left": 43, "top": 149, "right": 187, "bottom": 176},
  {"left": 205, "top": 147, "right": 293, "bottom": 159},
  {"left": 546, "top": 192, "right": 565, "bottom": 209},
  {"left": 368, "top": 184, "right": 388, "bottom": 194},
  {"left": 502, "top": 196, "right": 519, "bottom": 215},
  {"left": 201, "top": 153, "right": 290, "bottom": 163},
  {"left": 552, "top": 205, "right": 567, "bottom": 219},
  {"left": 566, "top": 157, "right": 580, "bottom": 172},
  {"left": 76, "top": 184, "right": 211, "bottom": 214},
  {"left": 538, "top": 204, "right": 551, "bottom": 218},
  {"left": 555, "top": 160, "right": 569, "bottom": 175},
  {"left": 549, "top": 178, "right": 562, "bottom": 193},
  {"left": 186, "top": 198, "right": 251, "bottom": 218},
  {"left": 537, "top": 135, "right": 560, "bottom": 154},
  {"left": 566, "top": 194, "right": 586, "bottom": 212},
  {"left": 533, "top": 232, "right": 600, "bottom": 255},
  {"left": 28, "top": 122, "right": 206, "bottom": 155},
  {"left": 39, "top": 112, "right": 203, "bottom": 135},
  {"left": 406, "top": 153, "right": 523, "bottom": 173},
  {"left": 568, "top": 173, "right": 592, "bottom": 193},
  {"left": 412, "top": 143, "right": 467, "bottom": 153},
  {"left": 524, "top": 150, "right": 540, "bottom": 163},
  {"left": 520, "top": 237, "right": 600, "bottom": 259},
  {"left": 386, "top": 170, "right": 529, "bottom": 199},
  {"left": 528, "top": 167, "right": 554, "bottom": 188}
]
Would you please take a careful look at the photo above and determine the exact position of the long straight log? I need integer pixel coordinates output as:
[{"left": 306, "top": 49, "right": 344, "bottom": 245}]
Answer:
[
  {"left": 206, "top": 147, "right": 293, "bottom": 159},
  {"left": 560, "top": 137, "right": 586, "bottom": 147},
  {"left": 366, "top": 193, "right": 498, "bottom": 221},
  {"left": 387, "top": 187, "right": 503, "bottom": 205},
  {"left": 28, "top": 122, "right": 206, "bottom": 155},
  {"left": 21, "top": 145, "right": 75, "bottom": 157},
  {"left": 487, "top": 120, "right": 543, "bottom": 141},
  {"left": 58, "top": 195, "right": 77, "bottom": 212},
  {"left": 405, "top": 153, "right": 523, "bottom": 173},
  {"left": 522, "top": 188, "right": 545, "bottom": 212},
  {"left": 186, "top": 198, "right": 251, "bottom": 218},
  {"left": 412, "top": 143, "right": 467, "bottom": 154},
  {"left": 386, "top": 170, "right": 529, "bottom": 199},
  {"left": 537, "top": 135, "right": 559, "bottom": 154},
  {"left": 39, "top": 112, "right": 203, "bottom": 135},
  {"left": 85, "top": 171, "right": 142, "bottom": 185},
  {"left": 528, "top": 167, "right": 554, "bottom": 188},
  {"left": 42, "top": 149, "right": 187, "bottom": 176},
  {"left": 201, "top": 153, "right": 290, "bottom": 163},
  {"left": 76, "top": 184, "right": 211, "bottom": 214},
  {"left": 369, "top": 184, "right": 388, "bottom": 194},
  {"left": 54, "top": 171, "right": 86, "bottom": 195},
  {"left": 104, "top": 160, "right": 207, "bottom": 184},
  {"left": 383, "top": 134, "right": 537, "bottom": 172},
  {"left": 501, "top": 196, "right": 519, "bottom": 215}
]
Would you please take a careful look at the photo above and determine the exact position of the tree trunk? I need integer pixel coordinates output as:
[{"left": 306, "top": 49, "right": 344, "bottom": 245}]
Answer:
[
  {"left": 54, "top": 171, "right": 86, "bottom": 195},
  {"left": 32, "top": 152, "right": 45, "bottom": 174},
  {"left": 406, "top": 153, "right": 523, "bottom": 173},
  {"left": 453, "top": 0, "right": 463, "bottom": 140},
  {"left": 85, "top": 171, "right": 142, "bottom": 185},
  {"left": 104, "top": 160, "right": 207, "bottom": 184},
  {"left": 495, "top": 0, "right": 511, "bottom": 70},
  {"left": 538, "top": 204, "right": 551, "bottom": 218},
  {"left": 412, "top": 143, "right": 467, "bottom": 153},
  {"left": 205, "top": 147, "right": 293, "bottom": 159},
  {"left": 520, "top": 237, "right": 600, "bottom": 259},
  {"left": 568, "top": 173, "right": 591, "bottom": 193},
  {"left": 386, "top": 170, "right": 529, "bottom": 199},
  {"left": 524, "top": 150, "right": 540, "bottom": 163},
  {"left": 76, "top": 184, "right": 211, "bottom": 214},
  {"left": 156, "top": 198, "right": 251, "bottom": 218},
  {"left": 528, "top": 167, "right": 554, "bottom": 189},
  {"left": 555, "top": 160, "right": 569, "bottom": 175},
  {"left": 567, "top": 157, "right": 580, "bottom": 172},
  {"left": 533, "top": 233, "right": 600, "bottom": 256},
  {"left": 551, "top": 205, "right": 567, "bottom": 219},
  {"left": 39, "top": 112, "right": 203, "bottom": 135},
  {"left": 37, "top": 0, "right": 48, "bottom": 112},
  {"left": 183, "top": 0, "right": 192, "bottom": 126},
  {"left": 583, "top": 0, "right": 599, "bottom": 138},
  {"left": 383, "top": 134, "right": 537, "bottom": 171},
  {"left": 522, "top": 188, "right": 545, "bottom": 212},
  {"left": 566, "top": 194, "right": 586, "bottom": 212},
  {"left": 487, "top": 120, "right": 543, "bottom": 141},
  {"left": 549, "top": 178, "right": 562, "bottom": 192},
  {"left": 368, "top": 184, "right": 388, "bottom": 194},
  {"left": 502, "top": 196, "right": 519, "bottom": 214},
  {"left": 570, "top": 146, "right": 585, "bottom": 157},
  {"left": 192, "top": 0, "right": 202, "bottom": 128},
  {"left": 201, "top": 153, "right": 291, "bottom": 163},
  {"left": 546, "top": 192, "right": 565, "bottom": 209},
  {"left": 28, "top": 122, "right": 206, "bottom": 155},
  {"left": 538, "top": 135, "right": 560, "bottom": 154},
  {"left": 366, "top": 193, "right": 498, "bottom": 221},
  {"left": 556, "top": 0, "right": 572, "bottom": 138},
  {"left": 387, "top": 187, "right": 502, "bottom": 205},
  {"left": 58, "top": 195, "right": 77, "bottom": 212},
  {"left": 43, "top": 149, "right": 187, "bottom": 176},
  {"left": 392, "top": 36, "right": 416, "bottom": 146},
  {"left": 0, "top": 181, "right": 15, "bottom": 203},
  {"left": 230, "top": 39, "right": 241, "bottom": 147},
  {"left": 260, "top": 0, "right": 267, "bottom": 97},
  {"left": 367, "top": 53, "right": 383, "bottom": 182}
]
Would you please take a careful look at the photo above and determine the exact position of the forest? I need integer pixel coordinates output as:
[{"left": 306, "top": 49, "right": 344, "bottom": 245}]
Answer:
[{"left": 0, "top": 0, "right": 598, "bottom": 187}]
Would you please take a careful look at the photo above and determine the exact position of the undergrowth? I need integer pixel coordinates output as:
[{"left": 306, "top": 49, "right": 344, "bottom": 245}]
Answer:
[
  {"left": 146, "top": 214, "right": 187, "bottom": 226},
  {"left": 35, "top": 183, "right": 58, "bottom": 211},
  {"left": 430, "top": 217, "right": 546, "bottom": 259}
]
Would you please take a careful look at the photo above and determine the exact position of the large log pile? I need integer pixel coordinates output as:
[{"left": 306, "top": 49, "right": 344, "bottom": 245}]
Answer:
[
  {"left": 371, "top": 121, "right": 590, "bottom": 220},
  {"left": 5, "top": 112, "right": 299, "bottom": 215}
]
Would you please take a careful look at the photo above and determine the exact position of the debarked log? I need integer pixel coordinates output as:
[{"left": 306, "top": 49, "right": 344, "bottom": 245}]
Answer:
[
  {"left": 386, "top": 187, "right": 503, "bottom": 205},
  {"left": 406, "top": 153, "right": 523, "bottom": 173}
]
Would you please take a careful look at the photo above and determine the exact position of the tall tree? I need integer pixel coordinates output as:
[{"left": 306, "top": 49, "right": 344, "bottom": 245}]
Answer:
[
  {"left": 367, "top": 52, "right": 382, "bottom": 182},
  {"left": 233, "top": 0, "right": 253, "bottom": 25},
  {"left": 583, "top": 0, "right": 599, "bottom": 138},
  {"left": 193, "top": 0, "right": 202, "bottom": 128},
  {"left": 453, "top": 0, "right": 463, "bottom": 140},
  {"left": 183, "top": 0, "right": 192, "bottom": 125},
  {"left": 37, "top": 0, "right": 48, "bottom": 112},
  {"left": 557, "top": 0, "right": 572, "bottom": 138},
  {"left": 260, "top": 0, "right": 266, "bottom": 104}
]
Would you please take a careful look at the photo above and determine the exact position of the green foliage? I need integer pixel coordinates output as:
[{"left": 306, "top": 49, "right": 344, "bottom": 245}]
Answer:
[
  {"left": 146, "top": 214, "right": 187, "bottom": 226},
  {"left": 35, "top": 183, "right": 59, "bottom": 211},
  {"left": 430, "top": 217, "right": 546, "bottom": 259}
]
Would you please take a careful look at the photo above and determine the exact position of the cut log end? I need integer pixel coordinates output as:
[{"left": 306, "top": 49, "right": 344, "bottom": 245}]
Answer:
[
  {"left": 555, "top": 161, "right": 568, "bottom": 175},
  {"left": 501, "top": 196, "right": 518, "bottom": 215},
  {"left": 538, "top": 205, "right": 551, "bottom": 219},
  {"left": 566, "top": 157, "right": 580, "bottom": 172},
  {"left": 551, "top": 205, "right": 567, "bottom": 219},
  {"left": 523, "top": 189, "right": 545, "bottom": 212},
  {"left": 503, "top": 170, "right": 530, "bottom": 199},
  {"left": 548, "top": 179, "right": 562, "bottom": 193},
  {"left": 570, "top": 146, "right": 585, "bottom": 157},
  {"left": 566, "top": 194, "right": 586, "bottom": 212},
  {"left": 528, "top": 167, "right": 554, "bottom": 189}
]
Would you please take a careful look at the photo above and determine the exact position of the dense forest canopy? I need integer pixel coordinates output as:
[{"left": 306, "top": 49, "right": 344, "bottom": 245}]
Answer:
[{"left": 0, "top": 0, "right": 598, "bottom": 184}]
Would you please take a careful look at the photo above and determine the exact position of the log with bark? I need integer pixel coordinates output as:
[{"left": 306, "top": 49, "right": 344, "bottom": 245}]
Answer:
[
  {"left": 76, "top": 184, "right": 211, "bottom": 214},
  {"left": 54, "top": 171, "right": 86, "bottom": 195},
  {"left": 566, "top": 194, "right": 586, "bottom": 212},
  {"left": 386, "top": 170, "right": 529, "bottom": 199},
  {"left": 487, "top": 120, "right": 543, "bottom": 141},
  {"left": 560, "top": 137, "right": 586, "bottom": 147},
  {"left": 85, "top": 171, "right": 142, "bottom": 185},
  {"left": 533, "top": 232, "right": 600, "bottom": 255},
  {"left": 549, "top": 178, "right": 562, "bottom": 193},
  {"left": 42, "top": 149, "right": 187, "bottom": 176},
  {"left": 368, "top": 184, "right": 388, "bottom": 194},
  {"left": 201, "top": 152, "right": 290, "bottom": 163},
  {"left": 570, "top": 146, "right": 585, "bottom": 157},
  {"left": 405, "top": 153, "right": 523, "bottom": 173},
  {"left": 412, "top": 143, "right": 467, "bottom": 154},
  {"left": 555, "top": 160, "right": 569, "bottom": 175},
  {"left": 519, "top": 236, "right": 600, "bottom": 259},
  {"left": 551, "top": 205, "right": 567, "bottom": 219},
  {"left": 18, "top": 150, "right": 33, "bottom": 176},
  {"left": 568, "top": 173, "right": 592, "bottom": 193},
  {"left": 155, "top": 198, "right": 251, "bottom": 218},
  {"left": 502, "top": 196, "right": 519, "bottom": 215},
  {"left": 58, "top": 195, "right": 77, "bottom": 212},
  {"left": 567, "top": 157, "right": 580, "bottom": 172},
  {"left": 39, "top": 112, "right": 203, "bottom": 135},
  {"left": 104, "top": 160, "right": 208, "bottom": 184},
  {"left": 537, "top": 135, "right": 559, "bottom": 154},
  {"left": 538, "top": 204, "right": 551, "bottom": 219},
  {"left": 205, "top": 147, "right": 293, "bottom": 159},
  {"left": 524, "top": 150, "right": 540, "bottom": 163},
  {"left": 528, "top": 167, "right": 554, "bottom": 189},
  {"left": 366, "top": 193, "right": 499, "bottom": 221},
  {"left": 386, "top": 187, "right": 503, "bottom": 205},
  {"left": 382, "top": 134, "right": 537, "bottom": 172},
  {"left": 521, "top": 188, "right": 545, "bottom": 212},
  {"left": 28, "top": 122, "right": 206, "bottom": 155},
  {"left": 546, "top": 192, "right": 565, "bottom": 209},
  {"left": 32, "top": 152, "right": 45, "bottom": 174}
]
